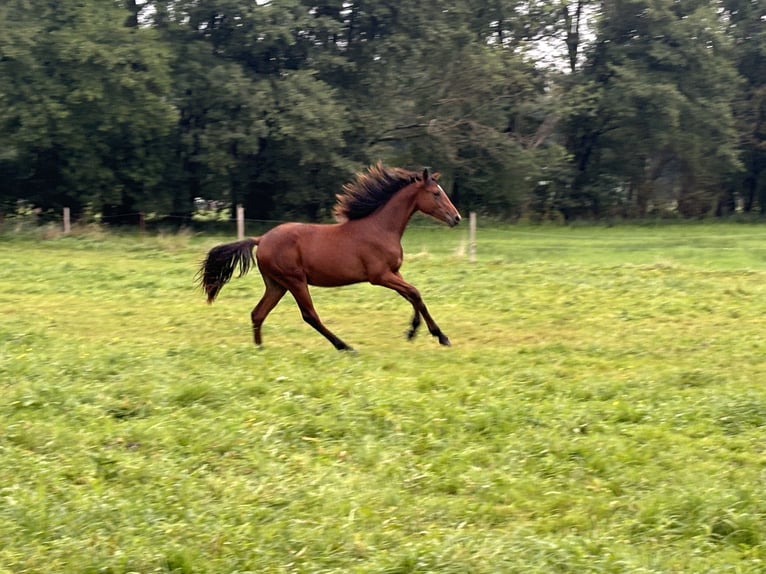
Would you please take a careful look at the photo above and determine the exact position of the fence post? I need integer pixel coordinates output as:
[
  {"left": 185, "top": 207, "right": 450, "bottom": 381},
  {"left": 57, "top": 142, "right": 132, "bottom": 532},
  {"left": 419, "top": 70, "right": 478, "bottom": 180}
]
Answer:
[
  {"left": 63, "top": 207, "right": 71, "bottom": 235},
  {"left": 138, "top": 212, "right": 145, "bottom": 235},
  {"left": 236, "top": 204, "right": 245, "bottom": 240},
  {"left": 469, "top": 211, "right": 477, "bottom": 263}
]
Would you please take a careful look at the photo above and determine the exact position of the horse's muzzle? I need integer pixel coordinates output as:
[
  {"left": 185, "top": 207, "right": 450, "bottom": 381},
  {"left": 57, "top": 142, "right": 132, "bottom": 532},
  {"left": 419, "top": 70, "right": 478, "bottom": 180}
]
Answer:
[{"left": 448, "top": 213, "right": 462, "bottom": 227}]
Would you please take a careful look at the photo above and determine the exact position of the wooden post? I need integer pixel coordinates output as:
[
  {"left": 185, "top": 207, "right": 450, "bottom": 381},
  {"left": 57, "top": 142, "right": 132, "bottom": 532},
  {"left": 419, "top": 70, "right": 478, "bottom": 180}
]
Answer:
[
  {"left": 236, "top": 204, "right": 245, "bottom": 240},
  {"left": 63, "top": 207, "right": 71, "bottom": 235},
  {"left": 469, "top": 211, "right": 477, "bottom": 263},
  {"left": 138, "top": 212, "right": 145, "bottom": 235}
]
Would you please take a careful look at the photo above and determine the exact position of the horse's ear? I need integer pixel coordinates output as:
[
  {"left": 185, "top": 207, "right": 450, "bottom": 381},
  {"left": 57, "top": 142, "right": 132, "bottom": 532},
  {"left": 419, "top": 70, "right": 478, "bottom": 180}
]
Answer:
[{"left": 422, "top": 168, "right": 430, "bottom": 182}]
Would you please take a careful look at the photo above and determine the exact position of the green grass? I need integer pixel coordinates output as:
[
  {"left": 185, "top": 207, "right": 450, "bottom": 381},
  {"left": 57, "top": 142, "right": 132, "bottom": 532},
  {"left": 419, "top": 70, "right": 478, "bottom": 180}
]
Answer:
[{"left": 2, "top": 222, "right": 766, "bottom": 572}]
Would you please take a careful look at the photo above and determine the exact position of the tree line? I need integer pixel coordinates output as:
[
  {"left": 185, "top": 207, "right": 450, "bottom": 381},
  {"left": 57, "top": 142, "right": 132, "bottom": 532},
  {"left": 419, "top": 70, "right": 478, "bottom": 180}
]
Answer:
[{"left": 1, "top": 0, "right": 764, "bottom": 223}]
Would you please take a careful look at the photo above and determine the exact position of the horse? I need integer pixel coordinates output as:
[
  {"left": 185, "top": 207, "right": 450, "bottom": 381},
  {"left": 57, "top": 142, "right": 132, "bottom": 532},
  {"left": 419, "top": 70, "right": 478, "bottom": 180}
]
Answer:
[{"left": 197, "top": 162, "right": 461, "bottom": 351}]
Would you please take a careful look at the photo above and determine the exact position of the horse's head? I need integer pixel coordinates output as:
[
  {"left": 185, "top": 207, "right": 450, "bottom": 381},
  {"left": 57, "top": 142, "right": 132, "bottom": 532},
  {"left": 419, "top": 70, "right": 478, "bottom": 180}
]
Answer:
[{"left": 415, "top": 168, "right": 461, "bottom": 227}]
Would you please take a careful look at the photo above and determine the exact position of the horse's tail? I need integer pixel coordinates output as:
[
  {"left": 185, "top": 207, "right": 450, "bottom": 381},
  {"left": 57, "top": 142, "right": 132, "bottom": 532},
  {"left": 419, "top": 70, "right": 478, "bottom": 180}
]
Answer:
[{"left": 197, "top": 237, "right": 261, "bottom": 303}]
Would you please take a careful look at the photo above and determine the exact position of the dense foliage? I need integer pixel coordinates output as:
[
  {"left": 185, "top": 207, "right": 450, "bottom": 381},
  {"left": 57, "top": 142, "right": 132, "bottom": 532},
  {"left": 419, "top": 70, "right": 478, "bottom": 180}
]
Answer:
[{"left": 1, "top": 0, "right": 764, "bottom": 221}]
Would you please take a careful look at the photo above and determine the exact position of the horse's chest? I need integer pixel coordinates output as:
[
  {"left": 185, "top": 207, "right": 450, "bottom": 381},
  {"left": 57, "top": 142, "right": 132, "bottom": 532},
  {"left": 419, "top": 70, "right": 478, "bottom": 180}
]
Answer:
[
  {"left": 382, "top": 245, "right": 404, "bottom": 271},
  {"left": 393, "top": 252, "right": 403, "bottom": 271}
]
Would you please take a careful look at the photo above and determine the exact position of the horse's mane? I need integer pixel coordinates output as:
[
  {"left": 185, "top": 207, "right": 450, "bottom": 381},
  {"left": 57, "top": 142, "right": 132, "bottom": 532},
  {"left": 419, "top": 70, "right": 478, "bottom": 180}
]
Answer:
[{"left": 333, "top": 162, "right": 420, "bottom": 222}]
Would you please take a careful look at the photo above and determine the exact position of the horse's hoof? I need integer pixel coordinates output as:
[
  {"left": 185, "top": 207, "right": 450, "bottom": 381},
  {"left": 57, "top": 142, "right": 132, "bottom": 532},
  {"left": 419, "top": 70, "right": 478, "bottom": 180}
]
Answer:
[{"left": 438, "top": 335, "right": 451, "bottom": 346}]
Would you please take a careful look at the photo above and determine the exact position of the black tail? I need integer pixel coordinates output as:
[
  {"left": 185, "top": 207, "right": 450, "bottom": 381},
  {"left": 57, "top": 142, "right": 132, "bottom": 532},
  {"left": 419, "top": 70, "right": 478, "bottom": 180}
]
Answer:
[{"left": 197, "top": 237, "right": 259, "bottom": 303}]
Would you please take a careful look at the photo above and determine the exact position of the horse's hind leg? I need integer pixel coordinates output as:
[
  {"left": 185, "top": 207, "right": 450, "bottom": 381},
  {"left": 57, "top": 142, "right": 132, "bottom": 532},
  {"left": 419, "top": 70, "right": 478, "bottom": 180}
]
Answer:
[
  {"left": 251, "top": 276, "right": 287, "bottom": 346},
  {"left": 284, "top": 279, "right": 353, "bottom": 351}
]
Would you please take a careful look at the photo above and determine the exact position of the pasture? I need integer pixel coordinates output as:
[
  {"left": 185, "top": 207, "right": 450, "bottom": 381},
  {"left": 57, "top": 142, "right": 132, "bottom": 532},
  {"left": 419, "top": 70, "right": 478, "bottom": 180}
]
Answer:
[{"left": 2, "top": 222, "right": 766, "bottom": 573}]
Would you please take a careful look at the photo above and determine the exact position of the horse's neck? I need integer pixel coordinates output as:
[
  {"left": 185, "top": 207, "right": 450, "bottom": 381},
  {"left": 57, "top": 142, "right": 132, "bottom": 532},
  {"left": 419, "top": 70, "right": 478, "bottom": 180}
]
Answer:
[{"left": 371, "top": 185, "right": 418, "bottom": 237}]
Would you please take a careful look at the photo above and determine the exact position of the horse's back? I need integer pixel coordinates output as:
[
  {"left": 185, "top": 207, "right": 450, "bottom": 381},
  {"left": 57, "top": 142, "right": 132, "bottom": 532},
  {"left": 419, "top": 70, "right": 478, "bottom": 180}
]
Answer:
[
  {"left": 258, "top": 222, "right": 333, "bottom": 252},
  {"left": 256, "top": 221, "right": 370, "bottom": 286}
]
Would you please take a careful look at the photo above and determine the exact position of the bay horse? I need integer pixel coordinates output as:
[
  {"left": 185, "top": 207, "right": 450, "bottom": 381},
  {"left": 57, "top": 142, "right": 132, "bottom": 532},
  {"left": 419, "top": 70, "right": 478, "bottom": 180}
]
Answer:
[{"left": 197, "top": 163, "right": 461, "bottom": 351}]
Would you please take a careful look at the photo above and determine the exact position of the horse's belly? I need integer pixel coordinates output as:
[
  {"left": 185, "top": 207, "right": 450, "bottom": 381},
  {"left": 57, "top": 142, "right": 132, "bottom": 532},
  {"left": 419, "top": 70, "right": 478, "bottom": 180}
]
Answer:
[
  {"left": 305, "top": 260, "right": 366, "bottom": 287},
  {"left": 257, "top": 222, "right": 383, "bottom": 287}
]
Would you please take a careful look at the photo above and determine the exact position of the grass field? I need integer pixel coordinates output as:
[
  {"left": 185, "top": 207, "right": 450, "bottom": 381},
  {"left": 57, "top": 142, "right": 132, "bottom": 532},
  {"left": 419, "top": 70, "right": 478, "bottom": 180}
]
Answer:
[{"left": 2, "top": 221, "right": 766, "bottom": 573}]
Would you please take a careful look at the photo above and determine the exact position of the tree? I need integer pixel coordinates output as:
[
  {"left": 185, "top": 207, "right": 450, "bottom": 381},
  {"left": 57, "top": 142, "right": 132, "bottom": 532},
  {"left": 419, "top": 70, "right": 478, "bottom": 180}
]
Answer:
[
  {"left": 0, "top": 0, "right": 177, "bottom": 218},
  {"left": 310, "top": 0, "right": 565, "bottom": 217},
  {"left": 562, "top": 0, "right": 742, "bottom": 218},
  {"left": 148, "top": 0, "right": 353, "bottom": 220},
  {"left": 0, "top": 0, "right": 756, "bottom": 223},
  {"left": 721, "top": 0, "right": 766, "bottom": 213}
]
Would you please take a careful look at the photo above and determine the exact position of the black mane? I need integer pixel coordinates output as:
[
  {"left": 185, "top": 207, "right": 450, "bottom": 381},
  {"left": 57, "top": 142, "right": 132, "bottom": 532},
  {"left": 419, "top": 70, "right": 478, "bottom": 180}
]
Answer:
[{"left": 333, "top": 162, "right": 419, "bottom": 222}]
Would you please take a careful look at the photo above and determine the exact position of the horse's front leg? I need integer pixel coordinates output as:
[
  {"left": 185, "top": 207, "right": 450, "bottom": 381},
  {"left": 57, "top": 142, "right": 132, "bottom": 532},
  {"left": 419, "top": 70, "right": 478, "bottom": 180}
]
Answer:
[
  {"left": 373, "top": 271, "right": 450, "bottom": 346},
  {"left": 406, "top": 308, "right": 421, "bottom": 340}
]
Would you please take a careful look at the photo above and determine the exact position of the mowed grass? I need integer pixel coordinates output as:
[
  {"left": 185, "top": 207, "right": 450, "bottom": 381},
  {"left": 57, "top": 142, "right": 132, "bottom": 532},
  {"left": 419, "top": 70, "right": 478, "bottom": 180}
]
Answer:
[{"left": 2, "top": 222, "right": 766, "bottom": 573}]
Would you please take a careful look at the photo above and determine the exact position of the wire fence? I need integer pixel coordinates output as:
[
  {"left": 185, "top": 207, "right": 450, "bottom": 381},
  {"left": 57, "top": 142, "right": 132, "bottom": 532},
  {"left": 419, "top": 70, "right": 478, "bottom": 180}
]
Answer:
[
  {"left": 0, "top": 206, "right": 475, "bottom": 239},
  {"left": 6, "top": 205, "right": 766, "bottom": 251}
]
